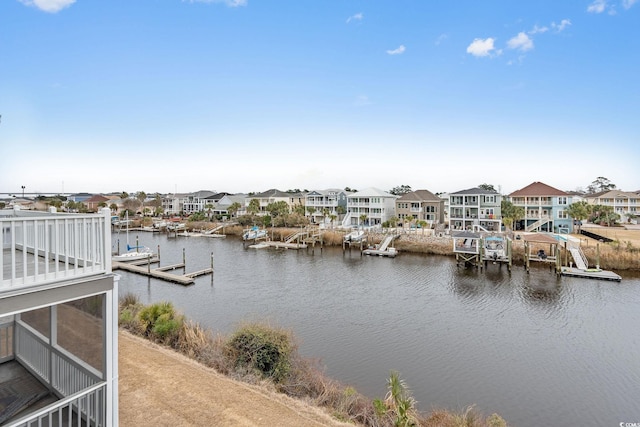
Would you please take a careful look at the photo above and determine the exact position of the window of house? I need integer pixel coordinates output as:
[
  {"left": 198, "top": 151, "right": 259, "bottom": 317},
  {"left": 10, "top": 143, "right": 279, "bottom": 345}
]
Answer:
[
  {"left": 558, "top": 197, "right": 568, "bottom": 205},
  {"left": 558, "top": 210, "right": 568, "bottom": 219}
]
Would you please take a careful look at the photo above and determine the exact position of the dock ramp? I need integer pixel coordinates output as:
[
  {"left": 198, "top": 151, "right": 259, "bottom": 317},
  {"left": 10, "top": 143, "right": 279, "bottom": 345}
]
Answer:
[{"left": 569, "top": 246, "right": 588, "bottom": 270}]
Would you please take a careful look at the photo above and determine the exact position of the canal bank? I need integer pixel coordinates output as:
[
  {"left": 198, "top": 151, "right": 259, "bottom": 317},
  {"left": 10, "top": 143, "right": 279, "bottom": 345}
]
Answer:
[{"left": 116, "top": 231, "right": 640, "bottom": 427}]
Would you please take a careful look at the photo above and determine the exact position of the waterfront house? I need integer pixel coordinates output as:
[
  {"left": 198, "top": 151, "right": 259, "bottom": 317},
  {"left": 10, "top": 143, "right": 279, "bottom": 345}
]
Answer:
[
  {"left": 248, "top": 189, "right": 306, "bottom": 215},
  {"left": 216, "top": 194, "right": 248, "bottom": 218},
  {"left": 584, "top": 189, "right": 639, "bottom": 224},
  {"left": 182, "top": 190, "right": 217, "bottom": 215},
  {"left": 395, "top": 189, "right": 445, "bottom": 227},
  {"left": 0, "top": 206, "right": 118, "bottom": 425},
  {"left": 304, "top": 189, "right": 349, "bottom": 225},
  {"left": 508, "top": 181, "right": 574, "bottom": 233},
  {"left": 343, "top": 188, "right": 398, "bottom": 228},
  {"left": 448, "top": 187, "right": 502, "bottom": 231},
  {"left": 162, "top": 193, "right": 188, "bottom": 216}
]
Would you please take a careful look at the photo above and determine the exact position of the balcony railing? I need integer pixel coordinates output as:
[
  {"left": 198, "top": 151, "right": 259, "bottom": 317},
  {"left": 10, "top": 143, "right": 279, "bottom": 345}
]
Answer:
[{"left": 1, "top": 208, "right": 112, "bottom": 291}]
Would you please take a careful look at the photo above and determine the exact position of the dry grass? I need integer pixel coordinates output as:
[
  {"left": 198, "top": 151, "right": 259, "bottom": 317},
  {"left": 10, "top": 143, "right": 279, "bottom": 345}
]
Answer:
[{"left": 119, "top": 295, "right": 508, "bottom": 427}]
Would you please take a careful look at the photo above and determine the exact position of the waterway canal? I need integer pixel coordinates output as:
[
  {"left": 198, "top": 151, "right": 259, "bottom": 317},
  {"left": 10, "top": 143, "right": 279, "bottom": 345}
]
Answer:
[{"left": 115, "top": 231, "right": 640, "bottom": 427}]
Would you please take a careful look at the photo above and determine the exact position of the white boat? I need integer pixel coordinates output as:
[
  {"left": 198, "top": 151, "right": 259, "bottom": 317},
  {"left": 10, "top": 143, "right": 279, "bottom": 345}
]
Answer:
[
  {"left": 484, "top": 235, "right": 506, "bottom": 261},
  {"left": 243, "top": 226, "right": 267, "bottom": 241},
  {"left": 112, "top": 249, "right": 152, "bottom": 262},
  {"left": 112, "top": 212, "right": 153, "bottom": 262}
]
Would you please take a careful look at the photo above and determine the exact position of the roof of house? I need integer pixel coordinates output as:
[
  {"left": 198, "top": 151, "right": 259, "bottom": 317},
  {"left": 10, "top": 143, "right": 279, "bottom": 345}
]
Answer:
[
  {"left": 348, "top": 187, "right": 397, "bottom": 198},
  {"left": 585, "top": 190, "right": 640, "bottom": 199},
  {"left": 509, "top": 182, "right": 567, "bottom": 197},
  {"left": 396, "top": 189, "right": 441, "bottom": 202},
  {"left": 253, "top": 189, "right": 292, "bottom": 198},
  {"left": 450, "top": 187, "right": 499, "bottom": 195},
  {"left": 306, "top": 188, "right": 346, "bottom": 196},
  {"left": 84, "top": 194, "right": 110, "bottom": 203}
]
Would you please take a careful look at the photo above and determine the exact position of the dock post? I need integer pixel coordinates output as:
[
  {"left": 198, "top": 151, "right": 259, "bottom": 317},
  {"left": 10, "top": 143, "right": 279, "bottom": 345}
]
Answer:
[
  {"left": 147, "top": 256, "right": 151, "bottom": 274},
  {"left": 136, "top": 236, "right": 139, "bottom": 252},
  {"left": 183, "top": 248, "right": 186, "bottom": 270},
  {"left": 117, "top": 239, "right": 120, "bottom": 255},
  {"left": 158, "top": 245, "right": 161, "bottom": 264},
  {"left": 211, "top": 252, "right": 214, "bottom": 271},
  {"left": 596, "top": 243, "right": 600, "bottom": 270}
]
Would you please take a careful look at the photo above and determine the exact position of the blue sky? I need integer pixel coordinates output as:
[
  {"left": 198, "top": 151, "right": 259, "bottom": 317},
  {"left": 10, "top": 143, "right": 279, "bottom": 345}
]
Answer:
[{"left": 1, "top": 0, "right": 638, "bottom": 196}]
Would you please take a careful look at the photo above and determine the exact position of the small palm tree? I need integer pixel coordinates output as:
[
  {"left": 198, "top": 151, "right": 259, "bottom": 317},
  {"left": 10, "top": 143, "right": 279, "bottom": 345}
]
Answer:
[{"left": 359, "top": 214, "right": 368, "bottom": 229}]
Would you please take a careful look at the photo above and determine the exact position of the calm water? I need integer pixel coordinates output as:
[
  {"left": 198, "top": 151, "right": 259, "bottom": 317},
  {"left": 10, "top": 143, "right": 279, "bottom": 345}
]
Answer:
[{"left": 116, "top": 232, "right": 640, "bottom": 427}]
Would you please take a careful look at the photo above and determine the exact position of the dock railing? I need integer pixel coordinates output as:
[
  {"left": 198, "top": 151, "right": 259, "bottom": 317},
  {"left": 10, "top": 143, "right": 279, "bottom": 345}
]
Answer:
[{"left": 1, "top": 207, "right": 112, "bottom": 291}]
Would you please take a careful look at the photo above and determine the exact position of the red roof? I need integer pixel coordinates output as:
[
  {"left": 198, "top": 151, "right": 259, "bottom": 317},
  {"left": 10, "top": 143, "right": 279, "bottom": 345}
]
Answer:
[{"left": 509, "top": 182, "right": 567, "bottom": 197}]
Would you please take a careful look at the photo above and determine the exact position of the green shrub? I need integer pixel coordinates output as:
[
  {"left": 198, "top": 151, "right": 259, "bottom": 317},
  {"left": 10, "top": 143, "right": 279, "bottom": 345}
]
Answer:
[
  {"left": 225, "top": 322, "right": 295, "bottom": 383},
  {"left": 137, "top": 302, "right": 183, "bottom": 344}
]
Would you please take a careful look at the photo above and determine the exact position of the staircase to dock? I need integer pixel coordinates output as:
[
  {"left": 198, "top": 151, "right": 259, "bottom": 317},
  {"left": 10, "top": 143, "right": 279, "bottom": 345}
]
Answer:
[
  {"left": 377, "top": 235, "right": 394, "bottom": 251},
  {"left": 569, "top": 246, "right": 588, "bottom": 270}
]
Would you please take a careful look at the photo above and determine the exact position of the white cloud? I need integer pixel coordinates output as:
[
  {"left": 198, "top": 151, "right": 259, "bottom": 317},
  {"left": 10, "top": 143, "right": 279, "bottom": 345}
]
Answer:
[
  {"left": 507, "top": 32, "right": 534, "bottom": 52},
  {"left": 346, "top": 13, "right": 363, "bottom": 23},
  {"left": 184, "top": 0, "right": 247, "bottom": 7},
  {"left": 435, "top": 33, "right": 448, "bottom": 45},
  {"left": 622, "top": 0, "right": 638, "bottom": 8},
  {"left": 386, "top": 45, "right": 406, "bottom": 55},
  {"left": 587, "top": 0, "right": 608, "bottom": 13},
  {"left": 529, "top": 25, "right": 549, "bottom": 35},
  {"left": 18, "top": 0, "right": 75, "bottom": 13},
  {"left": 466, "top": 38, "right": 498, "bottom": 57},
  {"left": 551, "top": 19, "right": 572, "bottom": 32}
]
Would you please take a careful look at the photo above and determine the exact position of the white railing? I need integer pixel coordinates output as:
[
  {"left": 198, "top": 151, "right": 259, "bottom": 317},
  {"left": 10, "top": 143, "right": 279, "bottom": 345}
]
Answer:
[
  {"left": 7, "top": 382, "right": 106, "bottom": 427},
  {"left": 0, "top": 320, "right": 14, "bottom": 363},
  {"left": 15, "top": 321, "right": 102, "bottom": 395},
  {"left": 1, "top": 208, "right": 112, "bottom": 290}
]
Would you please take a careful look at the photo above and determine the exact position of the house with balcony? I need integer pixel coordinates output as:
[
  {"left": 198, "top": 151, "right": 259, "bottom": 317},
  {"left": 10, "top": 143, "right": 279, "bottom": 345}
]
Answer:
[
  {"left": 304, "top": 189, "right": 349, "bottom": 224},
  {"left": 584, "top": 190, "right": 639, "bottom": 224},
  {"left": 247, "top": 189, "right": 306, "bottom": 215},
  {"left": 343, "top": 188, "right": 398, "bottom": 228},
  {"left": 215, "top": 194, "right": 247, "bottom": 218},
  {"left": 508, "top": 181, "right": 574, "bottom": 233},
  {"left": 162, "top": 193, "right": 188, "bottom": 216},
  {"left": 448, "top": 187, "right": 502, "bottom": 231},
  {"left": 395, "top": 189, "right": 445, "bottom": 227},
  {"left": 182, "top": 190, "right": 216, "bottom": 215},
  {"left": 0, "top": 206, "right": 118, "bottom": 425}
]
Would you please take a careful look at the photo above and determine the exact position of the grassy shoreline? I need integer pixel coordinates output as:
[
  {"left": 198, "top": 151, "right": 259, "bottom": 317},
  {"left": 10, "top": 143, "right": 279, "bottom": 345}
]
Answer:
[
  {"left": 119, "top": 295, "right": 509, "bottom": 427},
  {"left": 187, "top": 222, "right": 640, "bottom": 272}
]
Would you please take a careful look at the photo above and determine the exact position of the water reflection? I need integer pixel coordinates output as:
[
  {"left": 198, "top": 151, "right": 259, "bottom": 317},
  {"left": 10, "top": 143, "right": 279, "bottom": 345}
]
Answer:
[{"left": 116, "top": 233, "right": 640, "bottom": 427}]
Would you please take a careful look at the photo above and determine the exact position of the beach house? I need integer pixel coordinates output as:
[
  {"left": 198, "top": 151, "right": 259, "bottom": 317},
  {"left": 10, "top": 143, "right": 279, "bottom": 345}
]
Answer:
[{"left": 0, "top": 207, "right": 118, "bottom": 425}]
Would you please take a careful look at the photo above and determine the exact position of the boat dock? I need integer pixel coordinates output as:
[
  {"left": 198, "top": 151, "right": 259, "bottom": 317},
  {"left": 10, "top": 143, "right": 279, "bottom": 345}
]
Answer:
[
  {"left": 362, "top": 234, "right": 398, "bottom": 257},
  {"left": 112, "top": 251, "right": 214, "bottom": 285},
  {"left": 560, "top": 266, "right": 622, "bottom": 282}
]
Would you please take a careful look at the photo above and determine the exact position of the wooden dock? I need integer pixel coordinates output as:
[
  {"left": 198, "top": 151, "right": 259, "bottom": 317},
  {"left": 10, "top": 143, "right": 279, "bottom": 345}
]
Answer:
[
  {"left": 560, "top": 267, "right": 622, "bottom": 282},
  {"left": 112, "top": 261, "right": 212, "bottom": 285}
]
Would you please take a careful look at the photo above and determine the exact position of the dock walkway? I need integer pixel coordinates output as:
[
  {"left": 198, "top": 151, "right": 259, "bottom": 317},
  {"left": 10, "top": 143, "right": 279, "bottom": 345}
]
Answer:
[{"left": 112, "top": 260, "right": 212, "bottom": 285}]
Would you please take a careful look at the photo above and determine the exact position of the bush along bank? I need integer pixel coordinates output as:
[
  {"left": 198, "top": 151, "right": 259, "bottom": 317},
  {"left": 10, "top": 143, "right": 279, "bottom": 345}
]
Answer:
[{"left": 119, "top": 295, "right": 509, "bottom": 427}]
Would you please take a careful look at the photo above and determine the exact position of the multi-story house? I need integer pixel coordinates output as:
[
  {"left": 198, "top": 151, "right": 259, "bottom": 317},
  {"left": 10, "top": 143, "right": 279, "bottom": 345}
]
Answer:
[
  {"left": 448, "top": 187, "right": 502, "bottom": 231},
  {"left": 182, "top": 190, "right": 216, "bottom": 215},
  {"left": 395, "top": 189, "right": 445, "bottom": 227},
  {"left": 162, "top": 193, "right": 188, "bottom": 216},
  {"left": 304, "top": 189, "right": 349, "bottom": 224},
  {"left": 584, "top": 190, "right": 639, "bottom": 224},
  {"left": 247, "top": 189, "right": 306, "bottom": 215},
  {"left": 0, "top": 206, "right": 119, "bottom": 425},
  {"left": 215, "top": 194, "right": 247, "bottom": 217},
  {"left": 508, "top": 181, "right": 574, "bottom": 233},
  {"left": 343, "top": 187, "right": 398, "bottom": 228}
]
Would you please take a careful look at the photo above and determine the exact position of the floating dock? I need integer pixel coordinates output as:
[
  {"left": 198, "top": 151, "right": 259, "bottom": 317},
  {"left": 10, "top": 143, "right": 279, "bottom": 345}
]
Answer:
[{"left": 560, "top": 267, "right": 622, "bottom": 282}]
